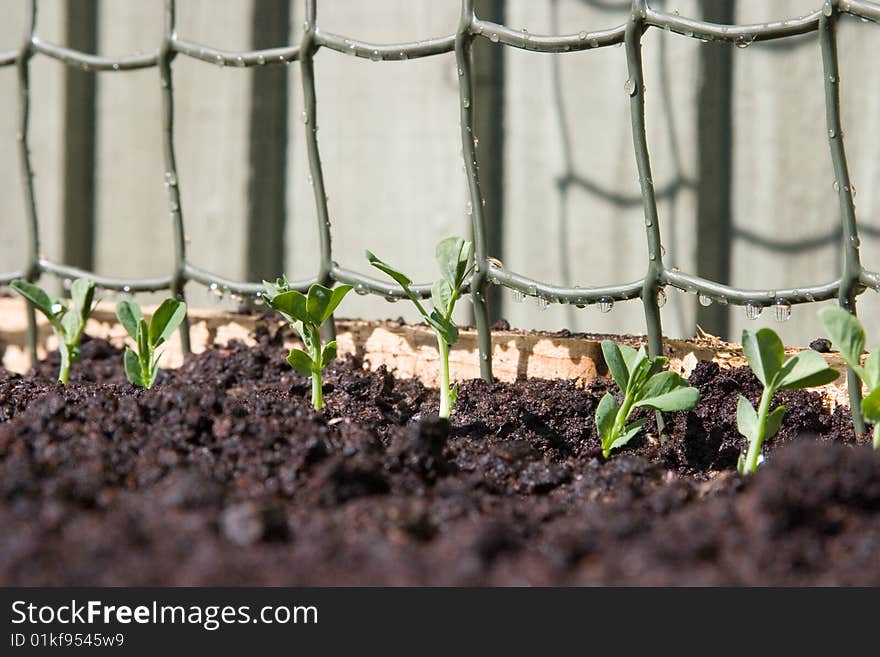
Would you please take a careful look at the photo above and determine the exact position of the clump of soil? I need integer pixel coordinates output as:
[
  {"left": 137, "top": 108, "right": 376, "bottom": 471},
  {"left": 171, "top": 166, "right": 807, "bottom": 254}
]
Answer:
[{"left": 0, "top": 333, "right": 877, "bottom": 585}]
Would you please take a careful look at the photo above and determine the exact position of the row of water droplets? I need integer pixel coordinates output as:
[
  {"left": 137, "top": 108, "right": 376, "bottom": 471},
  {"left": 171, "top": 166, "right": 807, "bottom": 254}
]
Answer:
[
  {"left": 507, "top": 281, "right": 795, "bottom": 322},
  {"left": 510, "top": 286, "right": 615, "bottom": 313}
]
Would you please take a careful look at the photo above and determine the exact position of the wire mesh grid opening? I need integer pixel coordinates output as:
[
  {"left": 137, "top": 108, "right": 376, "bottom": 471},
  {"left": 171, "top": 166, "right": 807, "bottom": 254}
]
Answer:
[{"left": 1, "top": 0, "right": 879, "bottom": 424}]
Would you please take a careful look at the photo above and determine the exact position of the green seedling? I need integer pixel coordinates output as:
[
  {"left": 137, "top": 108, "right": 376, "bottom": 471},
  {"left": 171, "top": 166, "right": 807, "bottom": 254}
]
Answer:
[
  {"left": 736, "top": 328, "right": 840, "bottom": 474},
  {"left": 596, "top": 340, "right": 699, "bottom": 458},
  {"left": 367, "top": 237, "right": 473, "bottom": 419},
  {"left": 116, "top": 298, "right": 187, "bottom": 389},
  {"left": 262, "top": 277, "right": 352, "bottom": 411},
  {"left": 819, "top": 307, "right": 880, "bottom": 449},
  {"left": 12, "top": 278, "right": 96, "bottom": 384}
]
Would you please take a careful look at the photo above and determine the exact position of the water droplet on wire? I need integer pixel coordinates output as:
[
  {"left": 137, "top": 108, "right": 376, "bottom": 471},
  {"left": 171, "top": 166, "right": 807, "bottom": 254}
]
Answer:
[
  {"left": 745, "top": 302, "right": 762, "bottom": 320},
  {"left": 773, "top": 299, "right": 792, "bottom": 322}
]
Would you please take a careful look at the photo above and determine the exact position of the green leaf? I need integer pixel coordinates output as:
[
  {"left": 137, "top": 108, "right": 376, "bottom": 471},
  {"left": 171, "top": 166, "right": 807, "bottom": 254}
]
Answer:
[
  {"left": 136, "top": 319, "right": 150, "bottom": 362},
  {"left": 286, "top": 348, "right": 315, "bottom": 377},
  {"left": 623, "top": 345, "right": 646, "bottom": 376},
  {"left": 626, "top": 357, "right": 654, "bottom": 396},
  {"left": 431, "top": 279, "right": 455, "bottom": 317},
  {"left": 775, "top": 350, "right": 840, "bottom": 390},
  {"left": 636, "top": 375, "right": 699, "bottom": 411},
  {"left": 608, "top": 419, "right": 648, "bottom": 453},
  {"left": 123, "top": 347, "right": 143, "bottom": 386},
  {"left": 435, "top": 237, "right": 472, "bottom": 287},
  {"left": 70, "top": 278, "right": 95, "bottom": 320},
  {"left": 306, "top": 284, "right": 334, "bottom": 324},
  {"left": 269, "top": 289, "right": 309, "bottom": 324},
  {"left": 742, "top": 328, "right": 785, "bottom": 388},
  {"left": 737, "top": 453, "right": 747, "bottom": 475},
  {"left": 61, "top": 310, "right": 81, "bottom": 345},
  {"left": 366, "top": 250, "right": 412, "bottom": 289},
  {"left": 601, "top": 340, "right": 629, "bottom": 391},
  {"left": 304, "top": 283, "right": 353, "bottom": 324},
  {"left": 116, "top": 300, "right": 143, "bottom": 340},
  {"left": 819, "top": 306, "right": 865, "bottom": 370},
  {"left": 635, "top": 362, "right": 684, "bottom": 401},
  {"left": 322, "top": 285, "right": 352, "bottom": 323},
  {"left": 366, "top": 250, "right": 430, "bottom": 318},
  {"left": 321, "top": 340, "right": 338, "bottom": 369},
  {"left": 262, "top": 275, "right": 289, "bottom": 301},
  {"left": 449, "top": 382, "right": 459, "bottom": 410},
  {"left": 149, "top": 299, "right": 186, "bottom": 347},
  {"left": 864, "top": 352, "right": 880, "bottom": 389},
  {"left": 736, "top": 395, "right": 758, "bottom": 442},
  {"left": 765, "top": 404, "right": 787, "bottom": 440},
  {"left": 427, "top": 309, "right": 459, "bottom": 346},
  {"left": 595, "top": 393, "right": 618, "bottom": 443},
  {"left": 11, "top": 279, "right": 56, "bottom": 318},
  {"left": 861, "top": 387, "right": 880, "bottom": 424}
]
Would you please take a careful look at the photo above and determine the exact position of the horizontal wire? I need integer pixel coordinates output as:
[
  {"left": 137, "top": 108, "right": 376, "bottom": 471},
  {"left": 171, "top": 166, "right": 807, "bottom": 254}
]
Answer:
[
  {"left": 0, "top": 50, "right": 18, "bottom": 66},
  {"left": 38, "top": 259, "right": 172, "bottom": 292},
  {"left": 171, "top": 37, "right": 300, "bottom": 66},
  {"left": 184, "top": 264, "right": 314, "bottom": 295},
  {"left": 315, "top": 30, "right": 455, "bottom": 60},
  {"left": 662, "top": 269, "right": 840, "bottom": 305},
  {"left": 644, "top": 7, "right": 821, "bottom": 43},
  {"left": 841, "top": 0, "right": 880, "bottom": 22},
  {"left": 487, "top": 264, "right": 643, "bottom": 303},
  {"left": 0, "top": 270, "right": 25, "bottom": 285},
  {"left": 472, "top": 19, "right": 625, "bottom": 52},
  {"left": 31, "top": 37, "right": 158, "bottom": 70}
]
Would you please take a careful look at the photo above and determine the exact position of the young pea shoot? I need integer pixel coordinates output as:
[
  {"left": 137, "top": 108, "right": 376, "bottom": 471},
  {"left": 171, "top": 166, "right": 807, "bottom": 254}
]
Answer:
[
  {"left": 736, "top": 328, "right": 840, "bottom": 474},
  {"left": 367, "top": 237, "right": 473, "bottom": 419},
  {"left": 596, "top": 340, "right": 700, "bottom": 458},
  {"left": 819, "top": 307, "right": 880, "bottom": 449},
  {"left": 12, "top": 278, "right": 96, "bottom": 384},
  {"left": 116, "top": 298, "right": 187, "bottom": 389},
  {"left": 262, "top": 278, "right": 352, "bottom": 411}
]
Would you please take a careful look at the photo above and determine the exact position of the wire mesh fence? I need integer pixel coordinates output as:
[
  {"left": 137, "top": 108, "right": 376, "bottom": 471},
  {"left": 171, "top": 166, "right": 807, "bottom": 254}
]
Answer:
[{"left": 1, "top": 0, "right": 879, "bottom": 424}]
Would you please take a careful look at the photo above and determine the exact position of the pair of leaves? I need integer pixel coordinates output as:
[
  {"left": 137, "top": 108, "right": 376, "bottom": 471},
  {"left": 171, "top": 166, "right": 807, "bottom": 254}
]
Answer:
[
  {"left": 117, "top": 298, "right": 186, "bottom": 349},
  {"left": 742, "top": 328, "right": 840, "bottom": 393},
  {"left": 287, "top": 341, "right": 338, "bottom": 378},
  {"left": 267, "top": 283, "right": 352, "bottom": 328},
  {"left": 736, "top": 328, "right": 840, "bottom": 473},
  {"left": 116, "top": 299, "right": 186, "bottom": 388},
  {"left": 596, "top": 340, "right": 700, "bottom": 456},
  {"left": 601, "top": 341, "right": 700, "bottom": 412},
  {"left": 367, "top": 237, "right": 472, "bottom": 347},
  {"left": 12, "top": 278, "right": 96, "bottom": 347},
  {"left": 819, "top": 307, "right": 880, "bottom": 424}
]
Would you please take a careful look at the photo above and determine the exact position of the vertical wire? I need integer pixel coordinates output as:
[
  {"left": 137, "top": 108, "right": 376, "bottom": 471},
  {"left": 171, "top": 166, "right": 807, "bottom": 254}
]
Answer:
[
  {"left": 160, "top": 0, "right": 191, "bottom": 353},
  {"left": 457, "top": 0, "right": 493, "bottom": 381},
  {"left": 625, "top": 2, "right": 664, "bottom": 358},
  {"left": 18, "top": 0, "right": 39, "bottom": 362},
  {"left": 820, "top": 2, "right": 866, "bottom": 433},
  {"left": 300, "top": 0, "right": 337, "bottom": 340}
]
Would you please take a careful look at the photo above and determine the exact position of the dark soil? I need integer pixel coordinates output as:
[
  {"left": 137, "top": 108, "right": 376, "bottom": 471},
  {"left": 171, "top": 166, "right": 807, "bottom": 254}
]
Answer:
[{"left": 1, "top": 330, "right": 878, "bottom": 586}]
